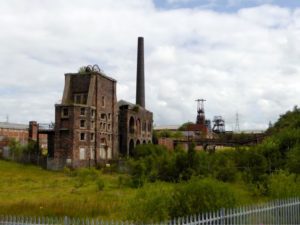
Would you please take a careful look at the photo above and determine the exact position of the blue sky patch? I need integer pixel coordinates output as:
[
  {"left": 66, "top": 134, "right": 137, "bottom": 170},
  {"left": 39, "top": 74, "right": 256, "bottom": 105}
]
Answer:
[{"left": 153, "top": 0, "right": 300, "bottom": 12}]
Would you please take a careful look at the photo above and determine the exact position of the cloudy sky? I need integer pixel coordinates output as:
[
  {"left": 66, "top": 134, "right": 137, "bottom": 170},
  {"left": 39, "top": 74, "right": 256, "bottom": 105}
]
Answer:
[{"left": 1, "top": 0, "right": 300, "bottom": 131}]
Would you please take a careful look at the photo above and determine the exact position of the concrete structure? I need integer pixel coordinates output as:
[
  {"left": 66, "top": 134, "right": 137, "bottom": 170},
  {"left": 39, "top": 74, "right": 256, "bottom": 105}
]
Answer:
[{"left": 54, "top": 69, "right": 118, "bottom": 168}]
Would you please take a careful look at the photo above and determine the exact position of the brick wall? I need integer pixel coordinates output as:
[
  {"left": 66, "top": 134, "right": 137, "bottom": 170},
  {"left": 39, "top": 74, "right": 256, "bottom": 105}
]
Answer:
[{"left": 54, "top": 71, "right": 118, "bottom": 168}]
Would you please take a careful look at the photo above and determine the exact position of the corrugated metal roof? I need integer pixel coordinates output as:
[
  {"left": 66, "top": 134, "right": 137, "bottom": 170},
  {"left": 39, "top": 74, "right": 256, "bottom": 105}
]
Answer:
[{"left": 0, "top": 122, "right": 28, "bottom": 130}]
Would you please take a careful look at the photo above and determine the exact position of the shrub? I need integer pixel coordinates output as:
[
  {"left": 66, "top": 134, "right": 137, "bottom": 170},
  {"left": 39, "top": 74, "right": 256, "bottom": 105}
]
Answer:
[
  {"left": 286, "top": 144, "right": 300, "bottom": 174},
  {"left": 211, "top": 152, "right": 237, "bottom": 182},
  {"left": 8, "top": 139, "right": 23, "bottom": 158},
  {"left": 132, "top": 144, "right": 167, "bottom": 159},
  {"left": 268, "top": 171, "right": 300, "bottom": 198},
  {"left": 127, "top": 184, "right": 172, "bottom": 223},
  {"left": 170, "top": 178, "right": 237, "bottom": 218},
  {"left": 234, "top": 149, "right": 267, "bottom": 183},
  {"left": 128, "top": 160, "right": 147, "bottom": 188}
]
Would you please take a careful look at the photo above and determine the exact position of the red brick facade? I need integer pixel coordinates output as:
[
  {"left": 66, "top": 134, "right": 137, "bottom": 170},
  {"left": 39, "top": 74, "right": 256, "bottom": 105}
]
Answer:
[
  {"left": 0, "top": 122, "right": 48, "bottom": 152},
  {"left": 54, "top": 72, "right": 118, "bottom": 168},
  {"left": 118, "top": 101, "right": 153, "bottom": 156},
  {"left": 0, "top": 127, "right": 28, "bottom": 145}
]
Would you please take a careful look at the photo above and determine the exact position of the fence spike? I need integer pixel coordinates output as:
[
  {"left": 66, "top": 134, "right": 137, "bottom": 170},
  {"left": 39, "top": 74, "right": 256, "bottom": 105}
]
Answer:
[{"left": 0, "top": 199, "right": 299, "bottom": 225}]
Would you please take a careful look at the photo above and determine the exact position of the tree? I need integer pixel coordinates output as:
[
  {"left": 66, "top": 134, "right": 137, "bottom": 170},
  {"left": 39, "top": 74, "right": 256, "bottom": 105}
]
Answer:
[
  {"left": 286, "top": 144, "right": 300, "bottom": 175},
  {"left": 178, "top": 122, "right": 194, "bottom": 131}
]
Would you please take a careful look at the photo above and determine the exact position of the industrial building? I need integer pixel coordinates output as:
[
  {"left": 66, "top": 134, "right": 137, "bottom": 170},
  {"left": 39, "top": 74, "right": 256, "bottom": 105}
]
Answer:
[
  {"left": 49, "top": 37, "right": 153, "bottom": 168},
  {"left": 0, "top": 37, "right": 153, "bottom": 169}
]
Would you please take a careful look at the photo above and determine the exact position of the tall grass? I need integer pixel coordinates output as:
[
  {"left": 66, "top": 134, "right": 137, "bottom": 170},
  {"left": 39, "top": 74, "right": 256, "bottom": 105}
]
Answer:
[
  {"left": 1, "top": 159, "right": 296, "bottom": 221},
  {"left": 0, "top": 160, "right": 134, "bottom": 220}
]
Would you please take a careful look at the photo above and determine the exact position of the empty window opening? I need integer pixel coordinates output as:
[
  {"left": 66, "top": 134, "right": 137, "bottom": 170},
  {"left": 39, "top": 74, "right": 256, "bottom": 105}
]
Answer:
[
  {"left": 80, "top": 108, "right": 86, "bottom": 116},
  {"left": 129, "top": 117, "right": 135, "bottom": 134},
  {"left": 101, "top": 96, "right": 105, "bottom": 107},
  {"left": 80, "top": 120, "right": 86, "bottom": 128},
  {"left": 80, "top": 132, "right": 86, "bottom": 141},
  {"left": 101, "top": 113, "right": 107, "bottom": 120},
  {"left": 62, "top": 108, "right": 69, "bottom": 117}
]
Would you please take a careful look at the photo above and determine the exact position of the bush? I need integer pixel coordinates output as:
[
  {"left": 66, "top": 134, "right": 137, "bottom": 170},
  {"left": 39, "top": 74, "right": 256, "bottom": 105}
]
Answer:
[
  {"left": 211, "top": 152, "right": 237, "bottom": 182},
  {"left": 8, "top": 139, "right": 24, "bottom": 158},
  {"left": 234, "top": 149, "right": 267, "bottom": 183},
  {"left": 127, "top": 184, "right": 172, "bottom": 223},
  {"left": 170, "top": 178, "right": 237, "bottom": 218},
  {"left": 268, "top": 171, "right": 300, "bottom": 198},
  {"left": 132, "top": 144, "right": 167, "bottom": 159},
  {"left": 286, "top": 144, "right": 300, "bottom": 174},
  {"left": 128, "top": 160, "right": 147, "bottom": 188}
]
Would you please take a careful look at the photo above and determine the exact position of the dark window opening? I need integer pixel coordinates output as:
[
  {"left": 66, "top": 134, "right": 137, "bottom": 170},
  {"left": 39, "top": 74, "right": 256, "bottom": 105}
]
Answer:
[
  {"left": 129, "top": 117, "right": 135, "bottom": 134},
  {"left": 62, "top": 108, "right": 68, "bottom": 117},
  {"left": 101, "top": 113, "right": 107, "bottom": 120},
  {"left": 101, "top": 96, "right": 105, "bottom": 107},
  {"left": 80, "top": 108, "right": 85, "bottom": 116},
  {"left": 80, "top": 132, "right": 85, "bottom": 141},
  {"left": 80, "top": 120, "right": 85, "bottom": 128}
]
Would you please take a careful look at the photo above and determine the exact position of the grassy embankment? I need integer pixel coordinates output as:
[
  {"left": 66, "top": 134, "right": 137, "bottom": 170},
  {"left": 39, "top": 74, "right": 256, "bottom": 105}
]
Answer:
[{"left": 0, "top": 159, "right": 261, "bottom": 220}]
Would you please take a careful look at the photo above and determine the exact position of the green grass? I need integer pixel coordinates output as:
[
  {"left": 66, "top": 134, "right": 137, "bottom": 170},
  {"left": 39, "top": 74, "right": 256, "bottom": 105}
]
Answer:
[
  {"left": 0, "top": 160, "right": 135, "bottom": 219},
  {"left": 0, "top": 160, "right": 265, "bottom": 220}
]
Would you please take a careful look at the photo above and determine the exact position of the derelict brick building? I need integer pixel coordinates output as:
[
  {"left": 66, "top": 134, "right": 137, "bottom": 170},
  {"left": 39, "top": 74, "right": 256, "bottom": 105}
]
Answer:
[
  {"left": 54, "top": 68, "right": 118, "bottom": 168},
  {"left": 52, "top": 37, "right": 153, "bottom": 168},
  {"left": 118, "top": 37, "right": 153, "bottom": 156}
]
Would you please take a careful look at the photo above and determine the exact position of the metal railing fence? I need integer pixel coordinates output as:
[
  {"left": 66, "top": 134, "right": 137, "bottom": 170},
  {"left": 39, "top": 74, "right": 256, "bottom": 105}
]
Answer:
[{"left": 0, "top": 197, "right": 299, "bottom": 225}]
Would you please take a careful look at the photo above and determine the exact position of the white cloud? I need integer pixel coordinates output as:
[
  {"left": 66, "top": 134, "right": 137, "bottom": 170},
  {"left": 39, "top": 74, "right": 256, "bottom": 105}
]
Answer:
[{"left": 0, "top": 0, "right": 299, "bottom": 131}]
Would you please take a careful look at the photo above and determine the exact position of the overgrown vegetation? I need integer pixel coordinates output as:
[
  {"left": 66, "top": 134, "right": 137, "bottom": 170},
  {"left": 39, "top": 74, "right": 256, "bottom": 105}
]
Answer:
[
  {"left": 8, "top": 139, "right": 40, "bottom": 158},
  {"left": 1, "top": 107, "right": 300, "bottom": 222},
  {"left": 125, "top": 106, "right": 300, "bottom": 221}
]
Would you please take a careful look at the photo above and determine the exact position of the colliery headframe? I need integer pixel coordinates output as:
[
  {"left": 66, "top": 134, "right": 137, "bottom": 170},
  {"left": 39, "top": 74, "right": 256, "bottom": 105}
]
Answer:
[{"left": 156, "top": 99, "right": 267, "bottom": 151}]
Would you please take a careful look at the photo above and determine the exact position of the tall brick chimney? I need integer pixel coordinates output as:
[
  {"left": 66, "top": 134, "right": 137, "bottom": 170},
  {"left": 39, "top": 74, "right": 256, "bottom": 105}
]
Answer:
[
  {"left": 28, "top": 121, "right": 38, "bottom": 141},
  {"left": 136, "top": 37, "right": 145, "bottom": 108}
]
